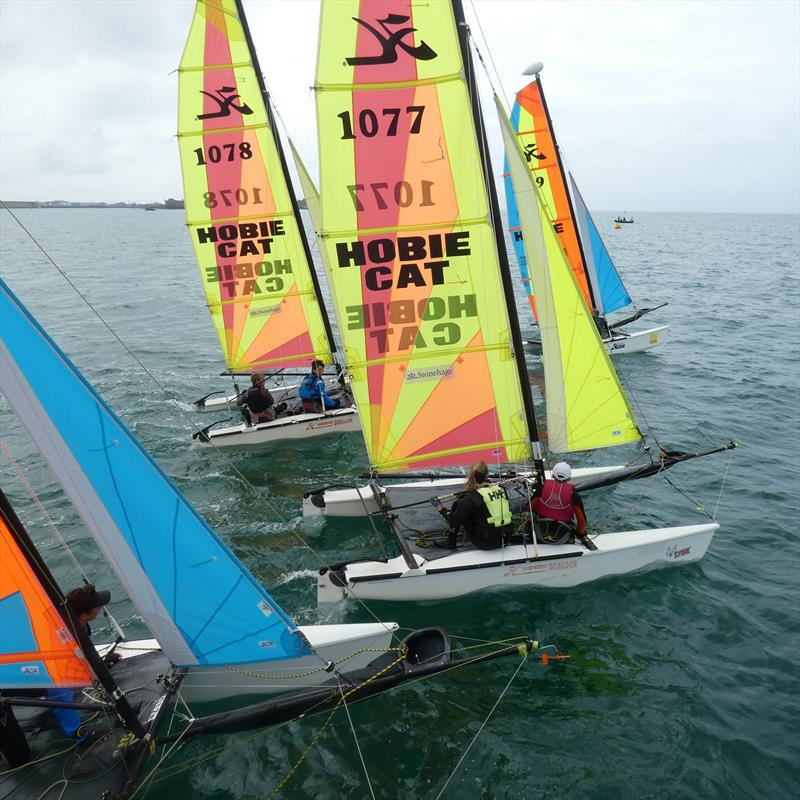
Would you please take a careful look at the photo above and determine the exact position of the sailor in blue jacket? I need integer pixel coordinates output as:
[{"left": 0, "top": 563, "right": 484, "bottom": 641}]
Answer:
[{"left": 299, "top": 360, "right": 341, "bottom": 412}]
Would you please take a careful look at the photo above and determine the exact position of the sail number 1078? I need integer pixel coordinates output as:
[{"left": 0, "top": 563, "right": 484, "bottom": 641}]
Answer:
[{"left": 338, "top": 106, "right": 425, "bottom": 139}]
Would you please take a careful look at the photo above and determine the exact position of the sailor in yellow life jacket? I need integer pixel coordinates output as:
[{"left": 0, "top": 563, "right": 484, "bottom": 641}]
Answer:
[{"left": 439, "top": 461, "right": 513, "bottom": 550}]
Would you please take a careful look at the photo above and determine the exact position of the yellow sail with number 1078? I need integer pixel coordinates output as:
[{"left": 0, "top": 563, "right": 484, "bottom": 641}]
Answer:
[
  {"left": 315, "top": 0, "right": 532, "bottom": 473},
  {"left": 178, "top": 0, "right": 334, "bottom": 374}
]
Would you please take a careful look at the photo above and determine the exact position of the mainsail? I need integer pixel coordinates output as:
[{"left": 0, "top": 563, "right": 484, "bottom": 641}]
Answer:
[
  {"left": 496, "top": 96, "right": 641, "bottom": 453},
  {"left": 0, "top": 279, "right": 309, "bottom": 668},
  {"left": 178, "top": 0, "right": 335, "bottom": 373},
  {"left": 314, "top": 0, "right": 535, "bottom": 473},
  {"left": 505, "top": 76, "right": 594, "bottom": 315},
  {"left": 0, "top": 499, "right": 92, "bottom": 689}
]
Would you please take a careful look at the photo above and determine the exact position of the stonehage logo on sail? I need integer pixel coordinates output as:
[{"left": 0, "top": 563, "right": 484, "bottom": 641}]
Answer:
[
  {"left": 336, "top": 231, "right": 479, "bottom": 354},
  {"left": 405, "top": 365, "right": 455, "bottom": 384},
  {"left": 345, "top": 13, "right": 437, "bottom": 66}
]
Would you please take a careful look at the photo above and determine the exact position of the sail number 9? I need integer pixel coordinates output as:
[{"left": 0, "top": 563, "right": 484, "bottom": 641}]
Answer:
[
  {"left": 194, "top": 142, "right": 253, "bottom": 166},
  {"left": 338, "top": 106, "right": 425, "bottom": 139},
  {"left": 347, "top": 181, "right": 434, "bottom": 212}
]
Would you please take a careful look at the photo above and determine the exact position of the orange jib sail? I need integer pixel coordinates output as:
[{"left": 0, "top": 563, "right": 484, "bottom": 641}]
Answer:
[
  {"left": 512, "top": 78, "right": 594, "bottom": 311},
  {"left": 0, "top": 511, "right": 91, "bottom": 689}
]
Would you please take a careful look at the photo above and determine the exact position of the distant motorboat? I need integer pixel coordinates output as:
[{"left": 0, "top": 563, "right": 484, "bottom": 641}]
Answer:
[{"left": 614, "top": 216, "right": 634, "bottom": 223}]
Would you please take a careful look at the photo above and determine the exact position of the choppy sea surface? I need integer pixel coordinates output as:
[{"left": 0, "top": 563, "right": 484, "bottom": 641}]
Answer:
[{"left": 0, "top": 208, "right": 798, "bottom": 800}]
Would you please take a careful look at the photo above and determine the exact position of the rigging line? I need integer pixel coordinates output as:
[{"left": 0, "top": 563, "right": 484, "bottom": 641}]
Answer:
[
  {"left": 433, "top": 651, "right": 529, "bottom": 800},
  {"left": 661, "top": 472, "right": 714, "bottom": 521},
  {"left": 0, "top": 205, "right": 400, "bottom": 644},
  {"left": 467, "top": 0, "right": 513, "bottom": 113},
  {"left": 338, "top": 681, "right": 377, "bottom": 800},
  {"left": 129, "top": 718, "right": 197, "bottom": 800},
  {"left": 711, "top": 446, "right": 735, "bottom": 520},
  {"left": 0, "top": 203, "right": 293, "bottom": 525},
  {"left": 0, "top": 437, "right": 127, "bottom": 641}
]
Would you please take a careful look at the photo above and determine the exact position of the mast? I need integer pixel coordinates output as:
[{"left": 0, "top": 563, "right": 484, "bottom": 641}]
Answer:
[
  {"left": 234, "top": 0, "right": 339, "bottom": 361},
  {"left": 451, "top": 0, "right": 544, "bottom": 477},
  {"left": 0, "top": 488, "right": 146, "bottom": 740},
  {"left": 532, "top": 73, "right": 600, "bottom": 314}
]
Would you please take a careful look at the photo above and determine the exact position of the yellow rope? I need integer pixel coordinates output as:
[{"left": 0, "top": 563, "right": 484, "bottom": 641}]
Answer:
[{"left": 265, "top": 646, "right": 408, "bottom": 800}]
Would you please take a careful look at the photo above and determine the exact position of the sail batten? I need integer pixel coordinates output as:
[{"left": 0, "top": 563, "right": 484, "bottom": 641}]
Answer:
[
  {"left": 314, "top": 0, "right": 532, "bottom": 473},
  {"left": 178, "top": 0, "right": 334, "bottom": 373},
  {"left": 0, "top": 280, "right": 310, "bottom": 668},
  {"left": 497, "top": 96, "right": 641, "bottom": 453}
]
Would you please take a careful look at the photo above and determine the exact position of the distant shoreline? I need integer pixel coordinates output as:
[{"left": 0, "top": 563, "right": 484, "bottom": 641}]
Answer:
[
  {"left": 1, "top": 197, "right": 309, "bottom": 210},
  {"left": 1, "top": 199, "right": 185, "bottom": 210}
]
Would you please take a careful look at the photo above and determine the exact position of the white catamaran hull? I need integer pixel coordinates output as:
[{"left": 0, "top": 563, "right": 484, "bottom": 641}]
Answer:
[
  {"left": 99, "top": 623, "right": 399, "bottom": 704},
  {"left": 193, "top": 377, "right": 346, "bottom": 414},
  {"left": 303, "top": 465, "right": 626, "bottom": 531},
  {"left": 317, "top": 524, "right": 717, "bottom": 603},
  {"left": 524, "top": 324, "right": 669, "bottom": 355},
  {"left": 202, "top": 405, "right": 361, "bottom": 448}
]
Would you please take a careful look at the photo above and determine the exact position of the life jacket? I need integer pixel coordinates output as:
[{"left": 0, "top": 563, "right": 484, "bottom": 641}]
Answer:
[
  {"left": 298, "top": 373, "right": 320, "bottom": 401},
  {"left": 476, "top": 485, "right": 512, "bottom": 528},
  {"left": 536, "top": 479, "right": 575, "bottom": 523},
  {"left": 245, "top": 385, "right": 273, "bottom": 414}
]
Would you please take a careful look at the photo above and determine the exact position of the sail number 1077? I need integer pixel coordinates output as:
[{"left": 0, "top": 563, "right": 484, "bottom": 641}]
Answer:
[{"left": 338, "top": 106, "right": 425, "bottom": 139}]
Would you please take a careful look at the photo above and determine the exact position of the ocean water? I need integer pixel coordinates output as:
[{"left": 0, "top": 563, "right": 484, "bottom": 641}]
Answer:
[{"left": 0, "top": 207, "right": 798, "bottom": 800}]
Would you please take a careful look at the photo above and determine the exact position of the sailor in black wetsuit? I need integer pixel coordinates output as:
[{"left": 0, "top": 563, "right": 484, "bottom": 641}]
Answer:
[
  {"left": 439, "top": 461, "right": 513, "bottom": 550},
  {"left": 243, "top": 372, "right": 286, "bottom": 422}
]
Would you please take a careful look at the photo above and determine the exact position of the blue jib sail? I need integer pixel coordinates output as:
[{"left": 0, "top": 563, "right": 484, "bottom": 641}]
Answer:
[
  {"left": 504, "top": 103, "right": 535, "bottom": 317},
  {"left": 0, "top": 280, "right": 309, "bottom": 667},
  {"left": 569, "top": 174, "right": 632, "bottom": 315}
]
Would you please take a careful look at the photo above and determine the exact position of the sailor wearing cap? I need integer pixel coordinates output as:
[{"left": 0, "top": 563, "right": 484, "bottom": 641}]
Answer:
[
  {"left": 529, "top": 462, "right": 592, "bottom": 547},
  {"left": 65, "top": 584, "right": 111, "bottom": 636}
]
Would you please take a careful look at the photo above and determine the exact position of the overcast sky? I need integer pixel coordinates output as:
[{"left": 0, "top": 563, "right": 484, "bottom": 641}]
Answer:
[{"left": 1, "top": 0, "right": 797, "bottom": 213}]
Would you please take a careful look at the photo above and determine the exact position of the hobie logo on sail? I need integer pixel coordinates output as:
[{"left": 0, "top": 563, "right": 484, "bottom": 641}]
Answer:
[
  {"left": 197, "top": 86, "right": 253, "bottom": 120},
  {"left": 523, "top": 143, "right": 547, "bottom": 162},
  {"left": 346, "top": 13, "right": 437, "bottom": 65}
]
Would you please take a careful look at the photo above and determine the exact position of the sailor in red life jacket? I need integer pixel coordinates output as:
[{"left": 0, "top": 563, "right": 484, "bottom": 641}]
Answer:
[{"left": 529, "top": 462, "right": 595, "bottom": 549}]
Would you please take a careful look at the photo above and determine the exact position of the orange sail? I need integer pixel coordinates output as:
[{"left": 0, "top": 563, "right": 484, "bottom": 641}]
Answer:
[
  {"left": 511, "top": 78, "right": 595, "bottom": 311},
  {"left": 0, "top": 501, "right": 92, "bottom": 689}
]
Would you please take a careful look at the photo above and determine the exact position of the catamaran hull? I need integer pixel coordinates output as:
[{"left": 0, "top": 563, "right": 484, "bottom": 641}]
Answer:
[
  {"left": 200, "top": 405, "right": 360, "bottom": 448},
  {"left": 97, "top": 624, "right": 398, "bottom": 704},
  {"left": 192, "top": 377, "right": 346, "bottom": 414},
  {"left": 524, "top": 324, "right": 669, "bottom": 355},
  {"left": 317, "top": 524, "right": 717, "bottom": 603},
  {"left": 174, "top": 622, "right": 399, "bottom": 704},
  {"left": 303, "top": 465, "right": 627, "bottom": 531},
  {"left": 605, "top": 325, "right": 669, "bottom": 354}
]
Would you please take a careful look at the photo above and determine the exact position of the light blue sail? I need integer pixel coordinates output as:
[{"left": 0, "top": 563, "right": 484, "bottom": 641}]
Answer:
[
  {"left": 0, "top": 280, "right": 309, "bottom": 667},
  {"left": 504, "top": 102, "right": 536, "bottom": 315},
  {"left": 569, "top": 174, "right": 632, "bottom": 315}
]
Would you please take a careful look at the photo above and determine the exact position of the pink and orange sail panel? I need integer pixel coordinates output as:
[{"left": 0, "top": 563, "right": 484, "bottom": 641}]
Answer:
[
  {"left": 0, "top": 512, "right": 92, "bottom": 689},
  {"left": 315, "top": 0, "right": 531, "bottom": 472},
  {"left": 178, "top": 0, "right": 332, "bottom": 372},
  {"left": 511, "top": 78, "right": 594, "bottom": 312}
]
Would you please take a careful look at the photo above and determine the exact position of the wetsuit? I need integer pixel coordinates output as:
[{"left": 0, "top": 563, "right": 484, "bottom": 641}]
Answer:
[{"left": 447, "top": 484, "right": 513, "bottom": 550}]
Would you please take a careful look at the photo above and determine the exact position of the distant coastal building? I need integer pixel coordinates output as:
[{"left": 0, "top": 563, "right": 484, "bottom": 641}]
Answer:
[{"left": 0, "top": 199, "right": 185, "bottom": 210}]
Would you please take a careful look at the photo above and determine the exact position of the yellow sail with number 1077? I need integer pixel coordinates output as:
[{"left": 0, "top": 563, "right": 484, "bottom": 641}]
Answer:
[
  {"left": 314, "top": 0, "right": 532, "bottom": 473},
  {"left": 178, "top": 0, "right": 334, "bottom": 374},
  {"left": 496, "top": 94, "right": 641, "bottom": 453}
]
